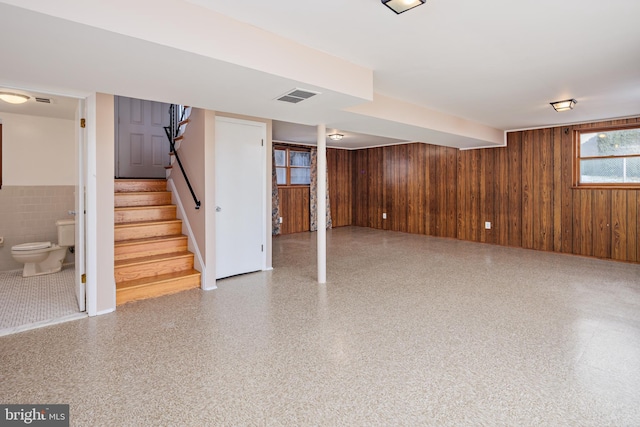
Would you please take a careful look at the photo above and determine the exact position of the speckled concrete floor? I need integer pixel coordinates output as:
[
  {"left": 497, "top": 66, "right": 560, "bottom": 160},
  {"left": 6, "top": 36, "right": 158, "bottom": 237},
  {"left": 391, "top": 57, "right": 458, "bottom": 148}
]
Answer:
[{"left": 1, "top": 226, "right": 639, "bottom": 426}]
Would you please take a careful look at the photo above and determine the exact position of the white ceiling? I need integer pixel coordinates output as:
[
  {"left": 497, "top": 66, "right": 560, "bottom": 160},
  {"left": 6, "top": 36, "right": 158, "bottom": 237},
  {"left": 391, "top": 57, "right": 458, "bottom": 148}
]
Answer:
[
  {"left": 0, "top": 0, "right": 638, "bottom": 149},
  {"left": 187, "top": 0, "right": 640, "bottom": 130}
]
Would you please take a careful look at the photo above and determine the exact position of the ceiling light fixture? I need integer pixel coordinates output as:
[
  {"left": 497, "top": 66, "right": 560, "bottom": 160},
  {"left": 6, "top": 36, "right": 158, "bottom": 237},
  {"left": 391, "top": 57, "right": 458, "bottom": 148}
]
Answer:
[
  {"left": 0, "top": 92, "right": 30, "bottom": 104},
  {"left": 550, "top": 99, "right": 577, "bottom": 112},
  {"left": 382, "top": 0, "right": 426, "bottom": 14},
  {"left": 328, "top": 134, "right": 344, "bottom": 141}
]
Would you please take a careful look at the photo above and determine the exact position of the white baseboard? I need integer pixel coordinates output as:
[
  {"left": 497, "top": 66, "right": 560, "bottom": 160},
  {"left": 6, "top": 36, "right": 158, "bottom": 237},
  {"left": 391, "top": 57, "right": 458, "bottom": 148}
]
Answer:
[{"left": 95, "top": 307, "right": 115, "bottom": 316}]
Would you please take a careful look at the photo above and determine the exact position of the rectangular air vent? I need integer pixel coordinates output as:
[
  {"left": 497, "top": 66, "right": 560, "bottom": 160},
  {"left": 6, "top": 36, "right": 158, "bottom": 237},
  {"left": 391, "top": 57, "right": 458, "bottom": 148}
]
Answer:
[
  {"left": 275, "top": 88, "right": 320, "bottom": 104},
  {"left": 35, "top": 97, "right": 51, "bottom": 103}
]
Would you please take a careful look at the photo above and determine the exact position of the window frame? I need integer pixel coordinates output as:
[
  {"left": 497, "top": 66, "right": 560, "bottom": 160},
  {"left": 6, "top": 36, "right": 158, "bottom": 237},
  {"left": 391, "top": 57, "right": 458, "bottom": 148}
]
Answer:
[
  {"left": 574, "top": 123, "right": 640, "bottom": 189},
  {"left": 274, "top": 145, "right": 311, "bottom": 187}
]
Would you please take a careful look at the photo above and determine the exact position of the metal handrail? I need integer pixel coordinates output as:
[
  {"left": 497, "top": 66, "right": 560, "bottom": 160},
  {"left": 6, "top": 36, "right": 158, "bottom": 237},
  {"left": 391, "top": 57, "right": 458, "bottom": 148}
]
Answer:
[{"left": 165, "top": 105, "right": 201, "bottom": 209}]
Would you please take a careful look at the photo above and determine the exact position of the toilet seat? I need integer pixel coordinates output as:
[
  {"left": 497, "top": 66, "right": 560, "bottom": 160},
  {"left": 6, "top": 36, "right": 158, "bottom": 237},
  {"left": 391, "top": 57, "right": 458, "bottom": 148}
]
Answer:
[{"left": 12, "top": 241, "right": 52, "bottom": 251}]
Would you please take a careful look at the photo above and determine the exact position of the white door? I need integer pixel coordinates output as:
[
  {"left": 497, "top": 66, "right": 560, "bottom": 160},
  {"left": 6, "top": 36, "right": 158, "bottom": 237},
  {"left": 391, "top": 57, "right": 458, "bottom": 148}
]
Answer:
[
  {"left": 215, "top": 117, "right": 265, "bottom": 279},
  {"left": 115, "top": 96, "right": 171, "bottom": 178},
  {"left": 74, "top": 98, "right": 86, "bottom": 312}
]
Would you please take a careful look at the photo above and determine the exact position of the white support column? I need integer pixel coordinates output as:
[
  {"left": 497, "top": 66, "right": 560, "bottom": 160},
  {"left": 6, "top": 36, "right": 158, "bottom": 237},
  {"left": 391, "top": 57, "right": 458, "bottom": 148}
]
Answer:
[{"left": 317, "top": 124, "right": 327, "bottom": 284}]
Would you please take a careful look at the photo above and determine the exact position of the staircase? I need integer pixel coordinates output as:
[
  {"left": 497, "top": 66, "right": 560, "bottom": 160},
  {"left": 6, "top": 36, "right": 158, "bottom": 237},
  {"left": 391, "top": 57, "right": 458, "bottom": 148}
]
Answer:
[{"left": 114, "top": 179, "right": 201, "bottom": 305}]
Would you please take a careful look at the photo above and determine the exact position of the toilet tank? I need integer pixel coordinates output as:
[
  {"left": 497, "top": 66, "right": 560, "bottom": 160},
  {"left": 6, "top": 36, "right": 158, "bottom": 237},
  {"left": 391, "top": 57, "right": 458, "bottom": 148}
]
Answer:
[{"left": 56, "top": 219, "right": 75, "bottom": 246}]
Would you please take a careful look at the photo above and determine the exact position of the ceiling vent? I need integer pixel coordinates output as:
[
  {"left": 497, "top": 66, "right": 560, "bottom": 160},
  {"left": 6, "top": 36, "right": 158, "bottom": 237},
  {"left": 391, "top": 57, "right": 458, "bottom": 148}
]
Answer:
[
  {"left": 275, "top": 88, "right": 320, "bottom": 104},
  {"left": 35, "top": 97, "right": 51, "bottom": 104}
]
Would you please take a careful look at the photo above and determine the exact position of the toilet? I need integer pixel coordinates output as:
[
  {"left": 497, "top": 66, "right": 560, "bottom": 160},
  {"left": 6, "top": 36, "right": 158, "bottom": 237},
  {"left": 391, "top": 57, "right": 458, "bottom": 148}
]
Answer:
[{"left": 11, "top": 219, "right": 75, "bottom": 278}]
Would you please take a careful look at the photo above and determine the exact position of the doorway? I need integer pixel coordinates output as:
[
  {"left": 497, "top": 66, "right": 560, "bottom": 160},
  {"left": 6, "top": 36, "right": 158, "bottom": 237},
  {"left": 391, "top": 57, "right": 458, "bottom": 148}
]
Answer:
[
  {"left": 0, "top": 90, "right": 87, "bottom": 335},
  {"left": 115, "top": 96, "right": 171, "bottom": 178}
]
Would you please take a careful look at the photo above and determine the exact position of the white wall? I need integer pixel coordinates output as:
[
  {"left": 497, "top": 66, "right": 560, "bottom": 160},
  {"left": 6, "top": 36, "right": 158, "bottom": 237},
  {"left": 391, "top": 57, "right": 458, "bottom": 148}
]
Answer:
[{"left": 1, "top": 112, "right": 75, "bottom": 185}]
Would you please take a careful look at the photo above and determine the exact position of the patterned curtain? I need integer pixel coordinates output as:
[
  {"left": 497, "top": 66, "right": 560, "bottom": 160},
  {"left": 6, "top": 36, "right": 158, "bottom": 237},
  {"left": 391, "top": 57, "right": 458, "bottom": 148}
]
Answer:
[
  {"left": 271, "top": 146, "right": 281, "bottom": 236},
  {"left": 309, "top": 148, "right": 332, "bottom": 231}
]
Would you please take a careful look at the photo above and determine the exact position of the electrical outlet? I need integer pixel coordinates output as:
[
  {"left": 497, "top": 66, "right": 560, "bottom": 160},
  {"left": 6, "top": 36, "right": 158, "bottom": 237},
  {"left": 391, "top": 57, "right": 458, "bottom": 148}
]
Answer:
[
  {"left": 279, "top": 217, "right": 283, "bottom": 224},
  {"left": 382, "top": 213, "right": 387, "bottom": 219},
  {"left": 485, "top": 221, "right": 492, "bottom": 230}
]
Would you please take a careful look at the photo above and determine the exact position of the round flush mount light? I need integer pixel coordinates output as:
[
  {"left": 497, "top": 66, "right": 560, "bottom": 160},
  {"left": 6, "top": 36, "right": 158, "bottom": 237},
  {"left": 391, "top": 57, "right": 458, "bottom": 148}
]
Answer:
[
  {"left": 328, "top": 133, "right": 344, "bottom": 141},
  {"left": 0, "top": 92, "right": 30, "bottom": 104}
]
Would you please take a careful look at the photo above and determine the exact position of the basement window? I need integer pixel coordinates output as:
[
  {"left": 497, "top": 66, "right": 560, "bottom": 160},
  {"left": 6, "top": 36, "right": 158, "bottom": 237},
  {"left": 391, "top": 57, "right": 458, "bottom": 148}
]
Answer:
[
  {"left": 575, "top": 125, "right": 640, "bottom": 187},
  {"left": 275, "top": 146, "right": 311, "bottom": 186}
]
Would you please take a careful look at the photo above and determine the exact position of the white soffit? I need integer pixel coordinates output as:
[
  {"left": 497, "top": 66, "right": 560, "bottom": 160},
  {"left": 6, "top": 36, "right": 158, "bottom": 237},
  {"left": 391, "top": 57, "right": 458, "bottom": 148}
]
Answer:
[
  {"left": 0, "top": 0, "right": 372, "bottom": 102},
  {"left": 0, "top": 0, "right": 511, "bottom": 148},
  {"left": 344, "top": 94, "right": 505, "bottom": 147}
]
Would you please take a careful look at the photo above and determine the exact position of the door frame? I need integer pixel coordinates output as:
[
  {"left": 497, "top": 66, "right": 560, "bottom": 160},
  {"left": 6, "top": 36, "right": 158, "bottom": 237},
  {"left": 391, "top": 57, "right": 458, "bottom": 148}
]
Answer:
[{"left": 74, "top": 98, "right": 86, "bottom": 312}]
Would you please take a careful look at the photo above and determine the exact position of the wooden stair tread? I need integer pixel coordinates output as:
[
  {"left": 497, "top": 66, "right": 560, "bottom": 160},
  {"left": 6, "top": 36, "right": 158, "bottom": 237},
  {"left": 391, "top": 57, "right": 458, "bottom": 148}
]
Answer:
[
  {"left": 114, "top": 192, "right": 172, "bottom": 206},
  {"left": 114, "top": 191, "right": 171, "bottom": 196},
  {"left": 114, "top": 235, "right": 185, "bottom": 247},
  {"left": 114, "top": 179, "right": 167, "bottom": 193},
  {"left": 115, "top": 219, "right": 181, "bottom": 228},
  {"left": 116, "top": 269, "right": 201, "bottom": 305},
  {"left": 114, "top": 251, "right": 193, "bottom": 268},
  {"left": 117, "top": 269, "right": 200, "bottom": 290},
  {"left": 115, "top": 178, "right": 166, "bottom": 182},
  {"left": 115, "top": 204, "right": 175, "bottom": 211}
]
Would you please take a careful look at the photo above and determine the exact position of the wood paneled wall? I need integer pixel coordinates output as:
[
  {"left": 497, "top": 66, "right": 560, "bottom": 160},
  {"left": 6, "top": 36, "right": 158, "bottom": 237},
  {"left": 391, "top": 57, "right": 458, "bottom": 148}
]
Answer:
[
  {"left": 277, "top": 117, "right": 638, "bottom": 262},
  {"left": 352, "top": 117, "right": 640, "bottom": 263},
  {"left": 278, "top": 187, "right": 310, "bottom": 235},
  {"left": 277, "top": 147, "right": 353, "bottom": 234},
  {"left": 353, "top": 144, "right": 457, "bottom": 237},
  {"left": 327, "top": 148, "right": 353, "bottom": 227}
]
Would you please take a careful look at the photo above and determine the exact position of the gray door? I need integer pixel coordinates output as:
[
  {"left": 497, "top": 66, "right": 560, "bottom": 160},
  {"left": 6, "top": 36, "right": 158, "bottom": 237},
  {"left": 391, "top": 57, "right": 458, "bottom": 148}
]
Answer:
[{"left": 116, "top": 96, "right": 171, "bottom": 178}]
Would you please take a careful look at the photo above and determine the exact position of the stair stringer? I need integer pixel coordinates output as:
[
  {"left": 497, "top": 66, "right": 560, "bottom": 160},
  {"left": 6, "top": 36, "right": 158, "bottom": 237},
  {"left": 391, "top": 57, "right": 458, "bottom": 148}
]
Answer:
[{"left": 167, "top": 178, "right": 214, "bottom": 290}]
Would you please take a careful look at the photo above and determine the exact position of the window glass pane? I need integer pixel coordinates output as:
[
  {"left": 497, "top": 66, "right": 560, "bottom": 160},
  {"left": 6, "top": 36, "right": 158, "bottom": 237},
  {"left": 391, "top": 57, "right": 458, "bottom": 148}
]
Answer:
[
  {"left": 290, "top": 151, "right": 310, "bottom": 167},
  {"left": 629, "top": 157, "right": 640, "bottom": 181},
  {"left": 275, "top": 149, "right": 286, "bottom": 167},
  {"left": 276, "top": 167, "right": 287, "bottom": 185},
  {"left": 580, "top": 158, "right": 640, "bottom": 184},
  {"left": 290, "top": 168, "right": 310, "bottom": 185},
  {"left": 580, "top": 129, "right": 640, "bottom": 157}
]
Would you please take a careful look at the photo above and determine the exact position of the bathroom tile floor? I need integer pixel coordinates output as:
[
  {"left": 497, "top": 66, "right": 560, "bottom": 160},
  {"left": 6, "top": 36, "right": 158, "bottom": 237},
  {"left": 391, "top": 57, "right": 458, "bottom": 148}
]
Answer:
[
  {"left": 0, "top": 266, "right": 84, "bottom": 336},
  {"left": 1, "top": 227, "right": 640, "bottom": 426}
]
